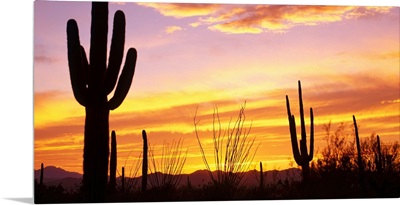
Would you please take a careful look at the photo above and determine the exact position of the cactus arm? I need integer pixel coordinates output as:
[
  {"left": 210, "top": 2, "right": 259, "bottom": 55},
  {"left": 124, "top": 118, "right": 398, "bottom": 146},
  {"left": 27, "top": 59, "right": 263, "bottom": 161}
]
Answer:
[
  {"left": 90, "top": 2, "right": 108, "bottom": 88},
  {"left": 67, "top": 19, "right": 88, "bottom": 106},
  {"left": 290, "top": 116, "right": 302, "bottom": 164},
  {"left": 104, "top": 10, "right": 126, "bottom": 95},
  {"left": 108, "top": 48, "right": 137, "bottom": 110},
  {"left": 286, "top": 95, "right": 302, "bottom": 164},
  {"left": 80, "top": 46, "right": 89, "bottom": 86},
  {"left": 308, "top": 107, "right": 314, "bottom": 161},
  {"left": 298, "top": 80, "right": 308, "bottom": 157}
]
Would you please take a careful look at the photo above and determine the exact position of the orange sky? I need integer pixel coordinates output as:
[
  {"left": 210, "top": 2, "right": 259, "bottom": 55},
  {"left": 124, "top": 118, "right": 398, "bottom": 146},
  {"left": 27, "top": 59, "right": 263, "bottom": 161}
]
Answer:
[{"left": 33, "top": 1, "right": 399, "bottom": 176}]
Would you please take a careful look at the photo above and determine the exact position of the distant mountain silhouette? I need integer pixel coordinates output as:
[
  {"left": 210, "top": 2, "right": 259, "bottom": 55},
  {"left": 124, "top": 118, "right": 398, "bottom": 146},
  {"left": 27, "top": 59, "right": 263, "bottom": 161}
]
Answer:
[
  {"left": 34, "top": 166, "right": 82, "bottom": 179},
  {"left": 34, "top": 166, "right": 301, "bottom": 192}
]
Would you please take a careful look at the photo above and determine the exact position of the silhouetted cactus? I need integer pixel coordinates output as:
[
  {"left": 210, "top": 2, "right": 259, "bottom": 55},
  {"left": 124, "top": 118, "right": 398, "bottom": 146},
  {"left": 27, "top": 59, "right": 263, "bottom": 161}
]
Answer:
[
  {"left": 259, "top": 162, "right": 264, "bottom": 190},
  {"left": 109, "top": 130, "right": 117, "bottom": 192},
  {"left": 40, "top": 163, "right": 44, "bottom": 186},
  {"left": 353, "top": 115, "right": 366, "bottom": 194},
  {"left": 286, "top": 80, "right": 314, "bottom": 182},
  {"left": 142, "top": 130, "right": 148, "bottom": 192},
  {"left": 353, "top": 115, "right": 363, "bottom": 173},
  {"left": 66, "top": 2, "right": 137, "bottom": 202},
  {"left": 376, "top": 135, "right": 382, "bottom": 173},
  {"left": 121, "top": 166, "right": 125, "bottom": 193}
]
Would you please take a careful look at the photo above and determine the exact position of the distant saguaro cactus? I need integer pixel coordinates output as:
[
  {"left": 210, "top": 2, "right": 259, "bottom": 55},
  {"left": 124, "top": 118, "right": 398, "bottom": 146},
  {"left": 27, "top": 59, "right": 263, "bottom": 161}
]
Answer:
[
  {"left": 109, "top": 130, "right": 117, "bottom": 192},
  {"left": 66, "top": 2, "right": 137, "bottom": 202},
  {"left": 142, "top": 130, "right": 148, "bottom": 193},
  {"left": 352, "top": 115, "right": 366, "bottom": 193},
  {"left": 121, "top": 166, "right": 125, "bottom": 193},
  {"left": 286, "top": 80, "right": 314, "bottom": 182},
  {"left": 353, "top": 115, "right": 363, "bottom": 172},
  {"left": 259, "top": 162, "right": 264, "bottom": 190},
  {"left": 376, "top": 135, "right": 382, "bottom": 173},
  {"left": 40, "top": 163, "right": 44, "bottom": 186}
]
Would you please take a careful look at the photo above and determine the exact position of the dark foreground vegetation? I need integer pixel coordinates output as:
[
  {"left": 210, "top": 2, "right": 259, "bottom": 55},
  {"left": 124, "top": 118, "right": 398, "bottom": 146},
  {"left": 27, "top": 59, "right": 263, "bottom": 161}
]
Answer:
[{"left": 34, "top": 125, "right": 400, "bottom": 203}]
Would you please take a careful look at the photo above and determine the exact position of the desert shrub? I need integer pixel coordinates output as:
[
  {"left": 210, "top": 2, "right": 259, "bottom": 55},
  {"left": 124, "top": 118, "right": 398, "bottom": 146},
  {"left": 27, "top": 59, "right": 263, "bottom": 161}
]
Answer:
[{"left": 194, "top": 103, "right": 259, "bottom": 200}]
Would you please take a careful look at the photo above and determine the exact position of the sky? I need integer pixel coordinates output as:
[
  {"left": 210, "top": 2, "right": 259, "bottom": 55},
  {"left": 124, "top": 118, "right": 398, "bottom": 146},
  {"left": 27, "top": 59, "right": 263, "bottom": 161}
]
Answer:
[{"left": 32, "top": 0, "right": 399, "bottom": 177}]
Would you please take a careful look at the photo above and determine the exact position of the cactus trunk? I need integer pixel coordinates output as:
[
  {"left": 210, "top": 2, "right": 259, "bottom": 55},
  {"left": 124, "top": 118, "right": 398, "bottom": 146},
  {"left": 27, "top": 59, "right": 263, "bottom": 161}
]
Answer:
[
  {"left": 259, "top": 162, "right": 264, "bottom": 190},
  {"left": 353, "top": 115, "right": 363, "bottom": 173},
  {"left": 109, "top": 130, "right": 117, "bottom": 192},
  {"left": 376, "top": 135, "right": 382, "bottom": 173},
  {"left": 83, "top": 98, "right": 109, "bottom": 201},
  {"left": 122, "top": 166, "right": 125, "bottom": 193},
  {"left": 40, "top": 163, "right": 44, "bottom": 186},
  {"left": 66, "top": 2, "right": 137, "bottom": 202},
  {"left": 353, "top": 115, "right": 366, "bottom": 193},
  {"left": 142, "top": 130, "right": 148, "bottom": 193}
]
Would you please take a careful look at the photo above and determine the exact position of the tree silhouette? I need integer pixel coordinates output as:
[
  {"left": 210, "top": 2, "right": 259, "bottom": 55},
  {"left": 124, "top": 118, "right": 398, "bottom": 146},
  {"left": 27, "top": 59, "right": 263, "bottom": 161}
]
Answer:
[{"left": 66, "top": 2, "right": 137, "bottom": 202}]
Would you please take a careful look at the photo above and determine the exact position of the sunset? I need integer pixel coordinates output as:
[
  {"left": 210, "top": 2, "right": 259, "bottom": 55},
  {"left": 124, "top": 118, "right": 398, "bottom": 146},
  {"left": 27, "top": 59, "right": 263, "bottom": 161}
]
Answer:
[{"left": 31, "top": 0, "right": 399, "bottom": 202}]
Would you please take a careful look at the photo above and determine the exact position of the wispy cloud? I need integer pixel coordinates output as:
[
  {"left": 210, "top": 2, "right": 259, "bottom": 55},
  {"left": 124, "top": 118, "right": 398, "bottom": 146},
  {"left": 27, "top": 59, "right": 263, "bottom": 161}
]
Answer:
[
  {"left": 165, "top": 25, "right": 184, "bottom": 34},
  {"left": 137, "top": 3, "right": 222, "bottom": 18},
  {"left": 137, "top": 3, "right": 393, "bottom": 34}
]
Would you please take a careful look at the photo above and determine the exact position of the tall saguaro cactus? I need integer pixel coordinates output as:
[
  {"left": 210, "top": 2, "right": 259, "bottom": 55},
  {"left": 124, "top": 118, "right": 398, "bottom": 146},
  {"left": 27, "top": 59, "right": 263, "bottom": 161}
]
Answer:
[
  {"left": 66, "top": 2, "right": 137, "bottom": 202},
  {"left": 286, "top": 80, "right": 314, "bottom": 182}
]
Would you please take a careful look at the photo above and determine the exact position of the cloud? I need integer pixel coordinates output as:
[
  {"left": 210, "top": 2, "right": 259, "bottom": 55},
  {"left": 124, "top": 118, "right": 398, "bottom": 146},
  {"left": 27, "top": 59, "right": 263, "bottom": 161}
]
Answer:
[
  {"left": 137, "top": 2, "right": 222, "bottom": 18},
  {"left": 165, "top": 25, "right": 184, "bottom": 34},
  {"left": 137, "top": 3, "right": 393, "bottom": 34}
]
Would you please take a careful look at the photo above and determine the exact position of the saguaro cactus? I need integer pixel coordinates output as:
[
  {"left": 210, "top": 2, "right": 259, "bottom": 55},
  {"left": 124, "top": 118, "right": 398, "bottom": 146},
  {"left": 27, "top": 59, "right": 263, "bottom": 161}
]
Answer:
[
  {"left": 353, "top": 115, "right": 363, "bottom": 172},
  {"left": 259, "top": 162, "right": 264, "bottom": 190},
  {"left": 40, "top": 163, "right": 44, "bottom": 186},
  {"left": 109, "top": 130, "right": 117, "bottom": 192},
  {"left": 286, "top": 80, "right": 314, "bottom": 182},
  {"left": 142, "top": 130, "right": 148, "bottom": 192},
  {"left": 121, "top": 166, "right": 125, "bottom": 193},
  {"left": 376, "top": 135, "right": 382, "bottom": 173},
  {"left": 352, "top": 115, "right": 366, "bottom": 193},
  {"left": 66, "top": 2, "right": 137, "bottom": 201}
]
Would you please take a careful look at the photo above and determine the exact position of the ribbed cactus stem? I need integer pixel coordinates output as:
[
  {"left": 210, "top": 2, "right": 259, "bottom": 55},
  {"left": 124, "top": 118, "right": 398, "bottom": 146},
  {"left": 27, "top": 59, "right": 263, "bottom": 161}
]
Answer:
[
  {"left": 109, "top": 130, "right": 117, "bottom": 192},
  {"left": 286, "top": 80, "right": 314, "bottom": 182},
  {"left": 376, "top": 135, "right": 382, "bottom": 173},
  {"left": 259, "top": 162, "right": 264, "bottom": 190},
  {"left": 40, "top": 163, "right": 44, "bottom": 186},
  {"left": 122, "top": 166, "right": 125, "bottom": 193},
  {"left": 142, "top": 130, "right": 148, "bottom": 193},
  {"left": 66, "top": 2, "right": 137, "bottom": 202},
  {"left": 353, "top": 115, "right": 363, "bottom": 172},
  {"left": 352, "top": 115, "right": 366, "bottom": 192}
]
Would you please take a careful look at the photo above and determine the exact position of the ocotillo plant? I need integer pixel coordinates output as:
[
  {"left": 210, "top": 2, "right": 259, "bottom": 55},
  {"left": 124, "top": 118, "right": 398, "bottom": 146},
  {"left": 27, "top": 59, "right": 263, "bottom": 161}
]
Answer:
[
  {"left": 142, "top": 130, "right": 148, "bottom": 193},
  {"left": 66, "top": 2, "right": 137, "bottom": 201},
  {"left": 109, "top": 130, "right": 117, "bottom": 192},
  {"left": 286, "top": 80, "right": 314, "bottom": 182}
]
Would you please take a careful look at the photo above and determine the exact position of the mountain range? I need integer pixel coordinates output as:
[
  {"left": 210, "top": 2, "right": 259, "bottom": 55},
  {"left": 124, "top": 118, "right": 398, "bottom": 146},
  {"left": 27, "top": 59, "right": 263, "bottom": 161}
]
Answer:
[{"left": 34, "top": 166, "right": 301, "bottom": 192}]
